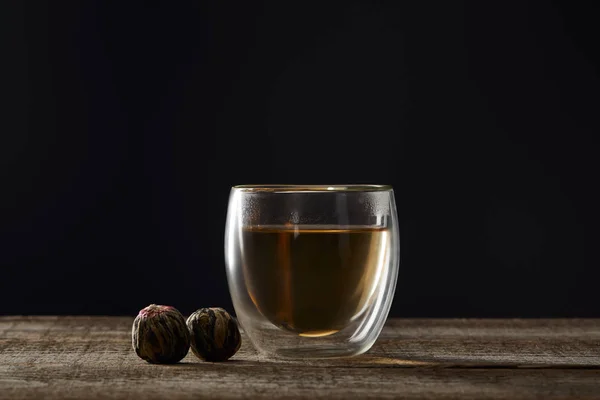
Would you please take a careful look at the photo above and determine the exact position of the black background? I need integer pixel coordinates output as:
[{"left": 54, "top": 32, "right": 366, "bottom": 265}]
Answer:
[{"left": 2, "top": 1, "right": 599, "bottom": 317}]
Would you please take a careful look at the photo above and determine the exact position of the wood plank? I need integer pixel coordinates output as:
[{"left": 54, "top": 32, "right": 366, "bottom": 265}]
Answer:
[{"left": 1, "top": 317, "right": 600, "bottom": 399}]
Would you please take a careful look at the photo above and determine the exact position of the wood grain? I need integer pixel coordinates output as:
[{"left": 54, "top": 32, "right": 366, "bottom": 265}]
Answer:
[{"left": 1, "top": 317, "right": 600, "bottom": 399}]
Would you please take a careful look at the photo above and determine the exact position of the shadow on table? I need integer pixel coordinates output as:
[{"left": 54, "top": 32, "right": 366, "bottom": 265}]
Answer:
[
  {"left": 160, "top": 355, "right": 600, "bottom": 369},
  {"left": 341, "top": 355, "right": 600, "bottom": 369}
]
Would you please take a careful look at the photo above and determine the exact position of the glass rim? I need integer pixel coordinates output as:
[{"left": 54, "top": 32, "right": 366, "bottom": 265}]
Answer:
[{"left": 232, "top": 184, "right": 393, "bottom": 193}]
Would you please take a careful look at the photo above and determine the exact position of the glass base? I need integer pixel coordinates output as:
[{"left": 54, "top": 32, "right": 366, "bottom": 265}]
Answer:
[
  {"left": 239, "top": 315, "right": 380, "bottom": 360},
  {"left": 273, "top": 345, "right": 368, "bottom": 360}
]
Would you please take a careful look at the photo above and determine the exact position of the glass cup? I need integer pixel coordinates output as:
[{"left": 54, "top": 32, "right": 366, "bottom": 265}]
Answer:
[{"left": 224, "top": 185, "right": 399, "bottom": 359}]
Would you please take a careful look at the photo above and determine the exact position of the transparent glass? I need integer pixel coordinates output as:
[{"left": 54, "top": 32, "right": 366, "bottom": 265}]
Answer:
[{"left": 224, "top": 185, "right": 399, "bottom": 359}]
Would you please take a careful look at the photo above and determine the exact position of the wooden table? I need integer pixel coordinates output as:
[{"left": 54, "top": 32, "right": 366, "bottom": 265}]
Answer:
[{"left": 1, "top": 317, "right": 599, "bottom": 399}]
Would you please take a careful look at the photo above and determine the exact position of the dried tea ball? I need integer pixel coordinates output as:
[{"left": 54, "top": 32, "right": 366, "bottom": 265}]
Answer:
[
  {"left": 132, "top": 304, "right": 190, "bottom": 364},
  {"left": 186, "top": 307, "right": 242, "bottom": 362}
]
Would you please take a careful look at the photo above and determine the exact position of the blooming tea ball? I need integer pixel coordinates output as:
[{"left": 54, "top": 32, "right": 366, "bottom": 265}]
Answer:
[
  {"left": 186, "top": 307, "right": 242, "bottom": 362},
  {"left": 132, "top": 304, "right": 190, "bottom": 364}
]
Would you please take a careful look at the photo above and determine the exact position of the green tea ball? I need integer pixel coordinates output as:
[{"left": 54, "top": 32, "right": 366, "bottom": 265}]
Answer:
[
  {"left": 186, "top": 307, "right": 242, "bottom": 362},
  {"left": 132, "top": 304, "right": 190, "bottom": 364}
]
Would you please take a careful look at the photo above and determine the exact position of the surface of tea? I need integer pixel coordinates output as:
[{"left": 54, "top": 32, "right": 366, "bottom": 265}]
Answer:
[{"left": 242, "top": 225, "right": 390, "bottom": 337}]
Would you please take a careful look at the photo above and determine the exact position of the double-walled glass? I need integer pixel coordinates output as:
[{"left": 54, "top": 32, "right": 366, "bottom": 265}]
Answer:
[{"left": 225, "top": 185, "right": 399, "bottom": 359}]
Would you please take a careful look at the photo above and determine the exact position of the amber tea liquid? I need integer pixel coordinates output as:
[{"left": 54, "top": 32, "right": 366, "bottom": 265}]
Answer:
[{"left": 242, "top": 225, "right": 390, "bottom": 337}]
